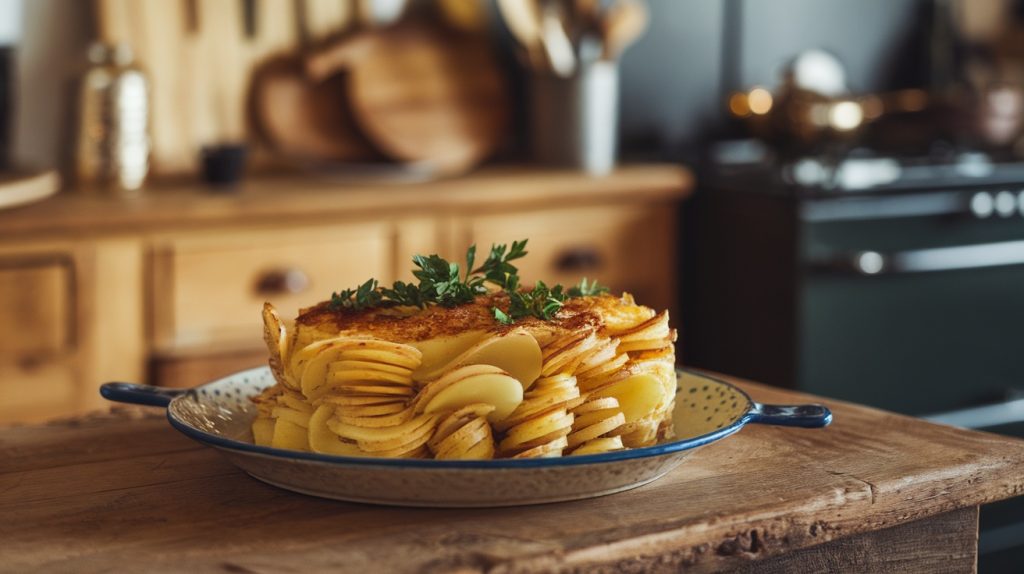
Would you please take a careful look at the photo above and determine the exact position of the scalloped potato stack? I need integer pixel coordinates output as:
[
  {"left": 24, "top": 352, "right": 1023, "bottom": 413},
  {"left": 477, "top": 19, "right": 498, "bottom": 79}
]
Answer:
[{"left": 252, "top": 291, "right": 677, "bottom": 459}]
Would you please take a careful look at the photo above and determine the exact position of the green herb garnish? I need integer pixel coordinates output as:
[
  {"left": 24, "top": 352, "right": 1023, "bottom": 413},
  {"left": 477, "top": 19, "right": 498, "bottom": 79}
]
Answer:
[
  {"left": 328, "top": 239, "right": 608, "bottom": 324},
  {"left": 567, "top": 277, "right": 610, "bottom": 297},
  {"left": 495, "top": 280, "right": 568, "bottom": 325}
]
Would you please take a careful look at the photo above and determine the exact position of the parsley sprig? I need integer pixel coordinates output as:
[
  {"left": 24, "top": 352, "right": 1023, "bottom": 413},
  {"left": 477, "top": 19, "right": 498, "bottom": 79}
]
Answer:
[
  {"left": 567, "top": 277, "right": 610, "bottom": 298},
  {"left": 328, "top": 239, "right": 608, "bottom": 324},
  {"left": 493, "top": 281, "right": 568, "bottom": 325}
]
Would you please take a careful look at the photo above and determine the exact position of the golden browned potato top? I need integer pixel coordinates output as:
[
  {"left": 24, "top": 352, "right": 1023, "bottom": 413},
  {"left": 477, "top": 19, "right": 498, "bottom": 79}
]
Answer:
[{"left": 293, "top": 293, "right": 646, "bottom": 343}]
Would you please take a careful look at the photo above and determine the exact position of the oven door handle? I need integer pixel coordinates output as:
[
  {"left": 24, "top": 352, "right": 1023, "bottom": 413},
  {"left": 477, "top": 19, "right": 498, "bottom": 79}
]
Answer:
[
  {"left": 807, "top": 239, "right": 1024, "bottom": 275},
  {"left": 925, "top": 397, "right": 1024, "bottom": 429}
]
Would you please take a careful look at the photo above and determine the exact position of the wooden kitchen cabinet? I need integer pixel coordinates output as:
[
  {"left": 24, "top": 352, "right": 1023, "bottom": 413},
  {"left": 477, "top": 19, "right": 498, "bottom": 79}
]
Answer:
[
  {"left": 150, "top": 222, "right": 395, "bottom": 351},
  {"left": 0, "top": 249, "right": 77, "bottom": 422},
  {"left": 462, "top": 204, "right": 676, "bottom": 313},
  {"left": 0, "top": 165, "right": 691, "bottom": 423},
  {"left": 0, "top": 239, "right": 145, "bottom": 422}
]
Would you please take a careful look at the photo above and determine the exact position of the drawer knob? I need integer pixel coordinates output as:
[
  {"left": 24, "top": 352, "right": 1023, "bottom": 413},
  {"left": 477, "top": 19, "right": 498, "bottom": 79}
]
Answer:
[
  {"left": 255, "top": 268, "right": 310, "bottom": 296},
  {"left": 555, "top": 247, "right": 604, "bottom": 272}
]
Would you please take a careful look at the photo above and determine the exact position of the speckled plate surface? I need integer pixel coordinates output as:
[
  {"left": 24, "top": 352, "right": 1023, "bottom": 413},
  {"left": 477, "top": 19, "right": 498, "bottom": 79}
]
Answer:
[{"left": 100, "top": 368, "right": 831, "bottom": 507}]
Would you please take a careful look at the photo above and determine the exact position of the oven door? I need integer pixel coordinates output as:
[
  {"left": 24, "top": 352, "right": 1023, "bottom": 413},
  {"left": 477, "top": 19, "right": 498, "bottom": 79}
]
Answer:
[{"left": 799, "top": 200, "right": 1024, "bottom": 417}]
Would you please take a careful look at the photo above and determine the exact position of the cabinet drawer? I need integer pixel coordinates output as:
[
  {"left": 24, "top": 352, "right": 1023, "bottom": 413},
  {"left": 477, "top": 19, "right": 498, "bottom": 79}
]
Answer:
[
  {"left": 152, "top": 224, "right": 393, "bottom": 349},
  {"left": 465, "top": 205, "right": 676, "bottom": 311},
  {"left": 0, "top": 258, "right": 73, "bottom": 359}
]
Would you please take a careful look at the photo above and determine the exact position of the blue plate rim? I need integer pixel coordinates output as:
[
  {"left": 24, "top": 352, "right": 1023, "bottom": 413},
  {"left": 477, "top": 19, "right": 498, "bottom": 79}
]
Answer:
[{"left": 165, "top": 367, "right": 759, "bottom": 469}]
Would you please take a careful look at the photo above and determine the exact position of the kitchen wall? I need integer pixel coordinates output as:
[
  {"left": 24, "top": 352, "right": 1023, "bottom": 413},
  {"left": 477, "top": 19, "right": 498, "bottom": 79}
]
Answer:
[
  {"left": 618, "top": 0, "right": 926, "bottom": 155},
  {"left": 618, "top": 0, "right": 725, "bottom": 153},
  {"left": 8, "top": 0, "right": 924, "bottom": 171},
  {"left": 8, "top": 0, "right": 91, "bottom": 170}
]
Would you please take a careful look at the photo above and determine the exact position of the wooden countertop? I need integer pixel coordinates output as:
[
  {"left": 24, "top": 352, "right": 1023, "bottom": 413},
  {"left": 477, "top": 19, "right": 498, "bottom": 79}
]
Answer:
[
  {"left": 0, "top": 164, "right": 692, "bottom": 239},
  {"left": 3, "top": 374, "right": 1023, "bottom": 572}
]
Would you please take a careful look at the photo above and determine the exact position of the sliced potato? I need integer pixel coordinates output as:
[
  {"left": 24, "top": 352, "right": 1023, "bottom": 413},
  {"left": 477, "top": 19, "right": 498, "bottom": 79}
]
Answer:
[
  {"left": 422, "top": 369, "right": 524, "bottom": 422},
  {"left": 617, "top": 416, "right": 660, "bottom": 448},
  {"left": 295, "top": 338, "right": 422, "bottom": 398},
  {"left": 429, "top": 403, "right": 496, "bottom": 450},
  {"left": 616, "top": 311, "right": 671, "bottom": 342},
  {"left": 262, "top": 303, "right": 289, "bottom": 387},
  {"left": 337, "top": 404, "right": 416, "bottom": 428},
  {"left": 271, "top": 418, "right": 310, "bottom": 451},
  {"left": 356, "top": 416, "right": 437, "bottom": 453},
  {"left": 335, "top": 384, "right": 414, "bottom": 397},
  {"left": 325, "top": 395, "right": 404, "bottom": 406},
  {"left": 593, "top": 373, "right": 664, "bottom": 424},
  {"left": 415, "top": 364, "right": 506, "bottom": 408},
  {"left": 410, "top": 330, "right": 488, "bottom": 382},
  {"left": 494, "top": 375, "right": 579, "bottom": 431},
  {"left": 338, "top": 347, "right": 421, "bottom": 370},
  {"left": 576, "top": 353, "right": 630, "bottom": 391},
  {"left": 572, "top": 396, "right": 619, "bottom": 415},
  {"left": 332, "top": 360, "right": 412, "bottom": 376},
  {"left": 334, "top": 401, "right": 408, "bottom": 417},
  {"left": 618, "top": 339, "right": 672, "bottom": 353},
  {"left": 327, "top": 412, "right": 436, "bottom": 445},
  {"left": 368, "top": 440, "right": 432, "bottom": 458},
  {"left": 271, "top": 406, "right": 312, "bottom": 429},
  {"left": 433, "top": 418, "right": 491, "bottom": 459},
  {"left": 508, "top": 427, "right": 574, "bottom": 452},
  {"left": 511, "top": 435, "right": 568, "bottom": 458},
  {"left": 571, "top": 436, "right": 625, "bottom": 455},
  {"left": 542, "top": 332, "right": 600, "bottom": 376},
  {"left": 461, "top": 436, "right": 496, "bottom": 460},
  {"left": 421, "top": 330, "right": 542, "bottom": 388},
  {"left": 308, "top": 404, "right": 363, "bottom": 456},
  {"left": 500, "top": 409, "right": 573, "bottom": 450},
  {"left": 278, "top": 392, "right": 313, "bottom": 413},
  {"left": 288, "top": 337, "right": 341, "bottom": 385},
  {"left": 251, "top": 417, "right": 275, "bottom": 446},
  {"left": 575, "top": 338, "right": 619, "bottom": 373},
  {"left": 329, "top": 368, "right": 412, "bottom": 386},
  {"left": 567, "top": 411, "right": 625, "bottom": 448}
]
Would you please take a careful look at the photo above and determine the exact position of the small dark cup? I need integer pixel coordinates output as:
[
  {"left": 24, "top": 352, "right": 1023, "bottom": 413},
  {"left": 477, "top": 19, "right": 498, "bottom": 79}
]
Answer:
[{"left": 201, "top": 144, "right": 248, "bottom": 189}]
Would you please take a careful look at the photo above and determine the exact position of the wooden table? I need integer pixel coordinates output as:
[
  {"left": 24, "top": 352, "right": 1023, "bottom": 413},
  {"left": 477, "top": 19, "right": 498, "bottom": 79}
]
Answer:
[{"left": 4, "top": 375, "right": 1024, "bottom": 573}]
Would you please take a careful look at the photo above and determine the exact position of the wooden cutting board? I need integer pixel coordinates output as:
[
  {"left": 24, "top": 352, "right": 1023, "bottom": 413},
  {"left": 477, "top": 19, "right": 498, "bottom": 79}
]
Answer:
[{"left": 307, "top": 23, "right": 510, "bottom": 175}]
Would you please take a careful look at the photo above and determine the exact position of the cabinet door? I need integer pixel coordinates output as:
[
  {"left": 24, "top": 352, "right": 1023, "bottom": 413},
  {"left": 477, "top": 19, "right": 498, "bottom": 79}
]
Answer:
[
  {"left": 151, "top": 223, "right": 394, "bottom": 351},
  {"left": 0, "top": 256, "right": 77, "bottom": 422},
  {"left": 462, "top": 204, "right": 677, "bottom": 313}
]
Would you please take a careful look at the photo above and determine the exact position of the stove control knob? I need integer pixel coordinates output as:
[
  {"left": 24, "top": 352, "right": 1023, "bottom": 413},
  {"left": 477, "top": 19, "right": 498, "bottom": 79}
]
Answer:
[
  {"left": 971, "top": 192, "right": 994, "bottom": 218},
  {"left": 995, "top": 191, "right": 1017, "bottom": 218}
]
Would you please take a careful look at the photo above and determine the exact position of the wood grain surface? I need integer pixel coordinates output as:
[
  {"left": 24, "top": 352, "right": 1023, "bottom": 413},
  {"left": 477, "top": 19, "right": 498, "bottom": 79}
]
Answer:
[
  {"left": 0, "top": 165, "right": 692, "bottom": 239},
  {"left": 2, "top": 376, "right": 1023, "bottom": 573},
  {"left": 733, "top": 507, "right": 978, "bottom": 574}
]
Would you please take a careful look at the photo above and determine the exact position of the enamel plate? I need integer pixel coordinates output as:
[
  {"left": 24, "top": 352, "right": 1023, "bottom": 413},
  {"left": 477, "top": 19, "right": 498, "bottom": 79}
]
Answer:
[{"left": 101, "top": 368, "right": 831, "bottom": 507}]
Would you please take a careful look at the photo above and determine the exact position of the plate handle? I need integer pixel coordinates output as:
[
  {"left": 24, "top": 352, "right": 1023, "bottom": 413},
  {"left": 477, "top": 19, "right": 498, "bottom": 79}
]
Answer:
[
  {"left": 100, "top": 382, "right": 187, "bottom": 408},
  {"left": 749, "top": 403, "right": 833, "bottom": 428}
]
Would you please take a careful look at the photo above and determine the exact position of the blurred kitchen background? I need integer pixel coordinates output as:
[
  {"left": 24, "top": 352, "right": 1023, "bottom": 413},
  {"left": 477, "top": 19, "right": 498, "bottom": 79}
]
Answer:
[{"left": 2, "top": 0, "right": 1024, "bottom": 569}]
